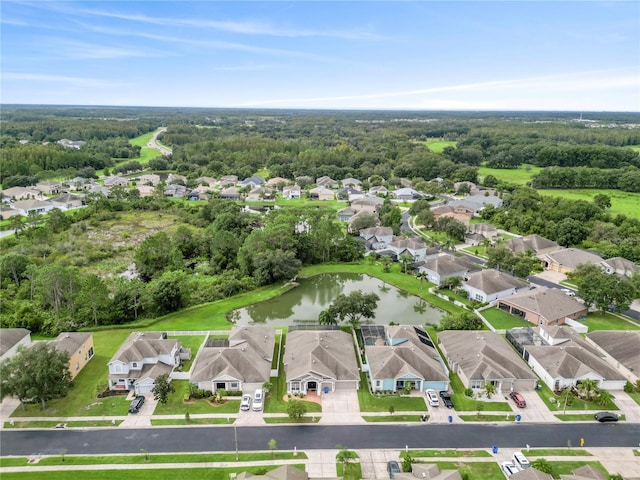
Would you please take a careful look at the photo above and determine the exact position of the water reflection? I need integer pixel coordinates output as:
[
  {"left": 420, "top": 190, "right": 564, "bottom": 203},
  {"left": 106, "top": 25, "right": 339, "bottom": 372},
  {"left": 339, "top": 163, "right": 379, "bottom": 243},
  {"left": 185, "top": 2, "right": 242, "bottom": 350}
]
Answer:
[{"left": 231, "top": 273, "right": 444, "bottom": 326}]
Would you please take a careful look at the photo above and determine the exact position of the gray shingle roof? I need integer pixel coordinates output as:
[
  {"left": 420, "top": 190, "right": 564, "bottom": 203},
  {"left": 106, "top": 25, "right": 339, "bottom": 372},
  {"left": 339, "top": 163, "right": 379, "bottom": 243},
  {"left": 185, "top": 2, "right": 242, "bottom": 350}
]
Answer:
[
  {"left": 464, "top": 269, "right": 528, "bottom": 295},
  {"left": 50, "top": 332, "right": 91, "bottom": 356},
  {"left": 499, "top": 288, "right": 587, "bottom": 324},
  {"left": 507, "top": 234, "right": 559, "bottom": 254},
  {"left": 0, "top": 328, "right": 30, "bottom": 357},
  {"left": 587, "top": 330, "right": 640, "bottom": 376},
  {"left": 544, "top": 248, "right": 603, "bottom": 270},
  {"left": 109, "top": 332, "right": 177, "bottom": 364},
  {"left": 421, "top": 255, "right": 478, "bottom": 276}
]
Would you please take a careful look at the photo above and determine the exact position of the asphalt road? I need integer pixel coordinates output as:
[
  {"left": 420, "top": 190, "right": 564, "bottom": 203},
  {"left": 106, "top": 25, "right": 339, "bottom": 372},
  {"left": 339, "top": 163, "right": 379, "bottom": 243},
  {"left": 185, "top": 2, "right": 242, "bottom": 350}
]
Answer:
[{"left": 2, "top": 423, "right": 638, "bottom": 456}]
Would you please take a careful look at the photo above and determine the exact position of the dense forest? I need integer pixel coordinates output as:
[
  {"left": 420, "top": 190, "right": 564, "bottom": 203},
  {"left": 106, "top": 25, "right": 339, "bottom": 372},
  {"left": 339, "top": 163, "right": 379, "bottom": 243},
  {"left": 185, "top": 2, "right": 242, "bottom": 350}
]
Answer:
[{"left": 1, "top": 106, "right": 639, "bottom": 336}]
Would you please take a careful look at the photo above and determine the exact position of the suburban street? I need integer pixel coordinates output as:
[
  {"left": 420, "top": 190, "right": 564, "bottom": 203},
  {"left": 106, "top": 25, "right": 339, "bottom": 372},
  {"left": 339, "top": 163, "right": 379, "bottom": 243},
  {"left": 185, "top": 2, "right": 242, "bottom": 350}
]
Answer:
[{"left": 2, "top": 423, "right": 638, "bottom": 456}]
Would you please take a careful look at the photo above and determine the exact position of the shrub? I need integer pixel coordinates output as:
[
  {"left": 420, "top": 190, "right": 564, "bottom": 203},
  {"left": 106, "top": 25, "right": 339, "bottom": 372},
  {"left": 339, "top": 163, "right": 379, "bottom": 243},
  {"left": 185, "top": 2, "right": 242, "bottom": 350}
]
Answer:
[
  {"left": 623, "top": 381, "right": 634, "bottom": 393},
  {"left": 464, "top": 388, "right": 473, "bottom": 397}
]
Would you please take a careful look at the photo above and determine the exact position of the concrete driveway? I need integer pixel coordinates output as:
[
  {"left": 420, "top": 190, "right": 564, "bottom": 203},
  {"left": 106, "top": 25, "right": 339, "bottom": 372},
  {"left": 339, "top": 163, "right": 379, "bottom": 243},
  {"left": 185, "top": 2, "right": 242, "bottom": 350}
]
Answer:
[
  {"left": 120, "top": 394, "right": 156, "bottom": 427},
  {"left": 612, "top": 391, "right": 640, "bottom": 422},
  {"left": 319, "top": 390, "right": 363, "bottom": 424},
  {"left": 514, "top": 390, "right": 558, "bottom": 423}
]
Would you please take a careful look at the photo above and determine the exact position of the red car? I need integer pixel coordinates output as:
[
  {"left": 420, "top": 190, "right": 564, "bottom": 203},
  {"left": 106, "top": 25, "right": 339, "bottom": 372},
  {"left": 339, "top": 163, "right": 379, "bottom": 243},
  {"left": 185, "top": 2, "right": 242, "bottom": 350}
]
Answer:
[{"left": 510, "top": 391, "right": 526, "bottom": 408}]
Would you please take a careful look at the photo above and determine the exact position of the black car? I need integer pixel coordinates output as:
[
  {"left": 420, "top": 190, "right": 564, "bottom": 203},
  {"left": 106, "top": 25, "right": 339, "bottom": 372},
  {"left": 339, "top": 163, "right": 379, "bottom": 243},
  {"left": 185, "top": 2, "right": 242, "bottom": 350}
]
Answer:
[
  {"left": 387, "top": 460, "right": 401, "bottom": 479},
  {"left": 128, "top": 395, "right": 145, "bottom": 414},
  {"left": 594, "top": 411, "right": 619, "bottom": 422},
  {"left": 439, "top": 390, "right": 454, "bottom": 409}
]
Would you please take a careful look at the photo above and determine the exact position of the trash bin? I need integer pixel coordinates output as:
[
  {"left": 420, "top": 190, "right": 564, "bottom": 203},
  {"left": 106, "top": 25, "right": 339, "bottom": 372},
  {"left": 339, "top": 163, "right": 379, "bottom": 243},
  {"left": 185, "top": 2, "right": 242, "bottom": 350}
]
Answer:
[
  {"left": 536, "top": 384, "right": 542, "bottom": 390},
  {"left": 448, "top": 415, "right": 453, "bottom": 423},
  {"left": 515, "top": 414, "right": 521, "bottom": 422},
  {"left": 324, "top": 386, "right": 329, "bottom": 394},
  {"left": 492, "top": 446, "right": 498, "bottom": 454}
]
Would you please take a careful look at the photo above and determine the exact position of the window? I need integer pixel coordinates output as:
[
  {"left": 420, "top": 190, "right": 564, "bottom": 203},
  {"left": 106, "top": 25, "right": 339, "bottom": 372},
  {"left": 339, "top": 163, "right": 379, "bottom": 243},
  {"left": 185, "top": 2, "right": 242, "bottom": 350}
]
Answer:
[
  {"left": 291, "top": 382, "right": 300, "bottom": 392},
  {"left": 88, "top": 347, "right": 94, "bottom": 358},
  {"left": 230, "top": 382, "right": 238, "bottom": 389},
  {"left": 376, "top": 380, "right": 381, "bottom": 388},
  {"left": 115, "top": 364, "right": 122, "bottom": 373},
  {"left": 475, "top": 294, "right": 483, "bottom": 301},
  {"left": 471, "top": 380, "right": 483, "bottom": 389},
  {"left": 132, "top": 362, "right": 138, "bottom": 368},
  {"left": 75, "top": 362, "right": 79, "bottom": 371}
]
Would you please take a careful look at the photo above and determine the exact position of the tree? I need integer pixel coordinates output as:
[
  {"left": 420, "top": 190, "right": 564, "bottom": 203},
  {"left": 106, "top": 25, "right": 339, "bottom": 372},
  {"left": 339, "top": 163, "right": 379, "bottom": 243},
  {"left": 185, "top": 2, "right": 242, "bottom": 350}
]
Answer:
[
  {"left": 380, "top": 255, "right": 392, "bottom": 273},
  {"left": 439, "top": 312, "right": 482, "bottom": 330},
  {"left": 483, "top": 383, "right": 497, "bottom": 399},
  {"left": 595, "top": 389, "right": 612, "bottom": 406},
  {"left": 350, "top": 213, "right": 378, "bottom": 232},
  {"left": 572, "top": 263, "right": 635, "bottom": 313},
  {"left": 0, "top": 253, "right": 31, "bottom": 288},
  {"left": 262, "top": 381, "right": 273, "bottom": 394},
  {"left": 593, "top": 194, "right": 612, "bottom": 210},
  {"left": 441, "top": 276, "right": 462, "bottom": 291},
  {"left": 531, "top": 458, "right": 553, "bottom": 474},
  {"left": 416, "top": 271, "right": 428, "bottom": 290},
  {"left": 400, "top": 253, "right": 413, "bottom": 274},
  {"left": 268, "top": 438, "right": 277, "bottom": 458},
  {"left": 336, "top": 445, "right": 358, "bottom": 468},
  {"left": 0, "top": 343, "right": 73, "bottom": 410},
  {"left": 149, "top": 270, "right": 188, "bottom": 315},
  {"left": 152, "top": 373, "right": 175, "bottom": 404},
  {"left": 134, "top": 231, "right": 182, "bottom": 281},
  {"left": 76, "top": 274, "right": 110, "bottom": 326},
  {"left": 318, "top": 290, "right": 380, "bottom": 328},
  {"left": 287, "top": 399, "right": 308, "bottom": 420},
  {"left": 576, "top": 379, "right": 598, "bottom": 401}
]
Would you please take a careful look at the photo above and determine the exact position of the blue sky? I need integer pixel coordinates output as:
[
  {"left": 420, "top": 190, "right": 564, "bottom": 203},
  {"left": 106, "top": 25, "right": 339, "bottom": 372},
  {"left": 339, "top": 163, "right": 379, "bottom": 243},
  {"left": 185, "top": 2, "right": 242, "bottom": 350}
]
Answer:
[{"left": 1, "top": 1, "right": 639, "bottom": 111}]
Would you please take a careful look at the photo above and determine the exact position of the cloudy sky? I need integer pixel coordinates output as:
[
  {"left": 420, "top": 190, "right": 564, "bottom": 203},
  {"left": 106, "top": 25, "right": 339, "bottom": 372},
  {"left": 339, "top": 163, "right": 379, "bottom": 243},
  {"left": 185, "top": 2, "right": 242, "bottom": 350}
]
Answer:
[{"left": 1, "top": 1, "right": 639, "bottom": 111}]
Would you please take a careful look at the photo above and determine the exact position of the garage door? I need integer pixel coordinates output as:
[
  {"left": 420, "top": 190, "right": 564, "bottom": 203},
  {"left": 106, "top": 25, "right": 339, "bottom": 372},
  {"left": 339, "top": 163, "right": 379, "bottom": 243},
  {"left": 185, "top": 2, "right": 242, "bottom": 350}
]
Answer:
[{"left": 335, "top": 381, "right": 357, "bottom": 390}]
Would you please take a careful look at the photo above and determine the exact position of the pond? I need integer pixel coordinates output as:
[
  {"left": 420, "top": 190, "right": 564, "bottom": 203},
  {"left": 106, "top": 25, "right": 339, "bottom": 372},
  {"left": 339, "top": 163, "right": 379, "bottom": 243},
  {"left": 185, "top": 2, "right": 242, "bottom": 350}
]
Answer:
[{"left": 229, "top": 273, "right": 444, "bottom": 327}]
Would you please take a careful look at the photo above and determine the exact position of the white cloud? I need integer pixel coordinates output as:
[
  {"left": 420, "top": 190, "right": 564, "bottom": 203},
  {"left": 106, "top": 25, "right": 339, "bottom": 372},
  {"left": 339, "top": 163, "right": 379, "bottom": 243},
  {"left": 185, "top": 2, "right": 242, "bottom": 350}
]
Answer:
[{"left": 2, "top": 73, "right": 131, "bottom": 89}]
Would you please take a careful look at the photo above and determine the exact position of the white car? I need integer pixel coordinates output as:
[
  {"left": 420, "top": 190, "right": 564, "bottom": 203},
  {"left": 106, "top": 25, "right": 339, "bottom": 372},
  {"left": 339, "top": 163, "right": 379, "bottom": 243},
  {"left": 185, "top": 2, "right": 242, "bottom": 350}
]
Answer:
[
  {"left": 252, "top": 389, "right": 264, "bottom": 411},
  {"left": 426, "top": 389, "right": 439, "bottom": 407},
  {"left": 512, "top": 451, "right": 530, "bottom": 470},
  {"left": 561, "top": 288, "right": 575, "bottom": 296},
  {"left": 501, "top": 461, "right": 520, "bottom": 477},
  {"left": 240, "top": 394, "right": 252, "bottom": 411}
]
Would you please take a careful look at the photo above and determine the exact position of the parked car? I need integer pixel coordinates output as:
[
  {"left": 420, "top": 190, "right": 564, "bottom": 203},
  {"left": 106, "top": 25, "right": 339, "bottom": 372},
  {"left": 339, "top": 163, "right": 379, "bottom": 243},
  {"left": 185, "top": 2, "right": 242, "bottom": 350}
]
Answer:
[
  {"left": 128, "top": 395, "right": 145, "bottom": 414},
  {"left": 561, "top": 288, "right": 575, "bottom": 296},
  {"left": 512, "top": 451, "right": 530, "bottom": 470},
  {"left": 252, "top": 389, "right": 264, "bottom": 411},
  {"left": 439, "top": 390, "right": 454, "bottom": 409},
  {"left": 501, "top": 461, "right": 520, "bottom": 477},
  {"left": 594, "top": 411, "right": 619, "bottom": 422},
  {"left": 240, "top": 394, "right": 252, "bottom": 411},
  {"left": 509, "top": 391, "right": 526, "bottom": 408},
  {"left": 425, "top": 389, "right": 439, "bottom": 407},
  {"left": 387, "top": 460, "right": 401, "bottom": 479}
]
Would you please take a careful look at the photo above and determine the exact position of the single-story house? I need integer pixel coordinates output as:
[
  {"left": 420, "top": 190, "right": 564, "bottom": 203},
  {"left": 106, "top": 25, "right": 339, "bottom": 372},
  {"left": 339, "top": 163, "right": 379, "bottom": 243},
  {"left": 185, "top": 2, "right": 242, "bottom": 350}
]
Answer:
[
  {"left": 139, "top": 174, "right": 161, "bottom": 186},
  {"left": 218, "top": 175, "right": 238, "bottom": 186},
  {"left": 431, "top": 205, "right": 474, "bottom": 225},
  {"left": 49, "top": 193, "right": 84, "bottom": 210},
  {"left": 284, "top": 330, "right": 360, "bottom": 395},
  {"left": 34, "top": 181, "right": 62, "bottom": 195},
  {"left": 600, "top": 257, "right": 639, "bottom": 278},
  {"left": 438, "top": 330, "right": 538, "bottom": 392},
  {"left": 246, "top": 187, "right": 274, "bottom": 202},
  {"left": 220, "top": 186, "right": 241, "bottom": 200},
  {"left": 448, "top": 194, "right": 503, "bottom": 213},
  {"left": 316, "top": 176, "right": 338, "bottom": 189},
  {"left": 466, "top": 222, "right": 498, "bottom": 239},
  {"left": 107, "top": 332, "right": 183, "bottom": 394},
  {"left": 586, "top": 331, "right": 640, "bottom": 384},
  {"left": 461, "top": 269, "right": 529, "bottom": 303},
  {"left": 166, "top": 173, "right": 187, "bottom": 185},
  {"left": 136, "top": 185, "right": 156, "bottom": 197},
  {"left": 341, "top": 177, "right": 362, "bottom": 188},
  {"left": 0, "top": 328, "right": 31, "bottom": 362},
  {"left": 237, "top": 465, "right": 329, "bottom": 480},
  {"left": 387, "top": 237, "right": 429, "bottom": 262},
  {"left": 11, "top": 199, "right": 56, "bottom": 216},
  {"left": 417, "top": 254, "right": 479, "bottom": 286},
  {"left": 392, "top": 187, "right": 422, "bottom": 201},
  {"left": 164, "top": 184, "right": 187, "bottom": 198},
  {"left": 337, "top": 207, "right": 357, "bottom": 222},
  {"left": 308, "top": 187, "right": 335, "bottom": 201},
  {"left": 282, "top": 185, "right": 302, "bottom": 199},
  {"left": 191, "top": 326, "right": 275, "bottom": 394},
  {"left": 239, "top": 176, "right": 266, "bottom": 189},
  {"left": 0, "top": 205, "right": 22, "bottom": 219},
  {"left": 506, "top": 234, "right": 560, "bottom": 255},
  {"left": 359, "top": 226, "right": 394, "bottom": 250},
  {"left": 368, "top": 185, "right": 389, "bottom": 196},
  {"left": 497, "top": 287, "right": 588, "bottom": 327},
  {"left": 560, "top": 465, "right": 608, "bottom": 480},
  {"left": 103, "top": 176, "right": 129, "bottom": 188},
  {"left": 57, "top": 139, "right": 86, "bottom": 149},
  {"left": 47, "top": 332, "right": 94, "bottom": 379},
  {"left": 337, "top": 187, "right": 365, "bottom": 202},
  {"left": 363, "top": 325, "right": 449, "bottom": 393},
  {"left": 266, "top": 176, "right": 290, "bottom": 187},
  {"left": 0, "top": 187, "right": 45, "bottom": 202},
  {"left": 523, "top": 326, "right": 626, "bottom": 391},
  {"left": 351, "top": 197, "right": 384, "bottom": 212},
  {"left": 511, "top": 469, "right": 553, "bottom": 480},
  {"left": 395, "top": 463, "right": 463, "bottom": 480},
  {"left": 541, "top": 248, "right": 603, "bottom": 274}
]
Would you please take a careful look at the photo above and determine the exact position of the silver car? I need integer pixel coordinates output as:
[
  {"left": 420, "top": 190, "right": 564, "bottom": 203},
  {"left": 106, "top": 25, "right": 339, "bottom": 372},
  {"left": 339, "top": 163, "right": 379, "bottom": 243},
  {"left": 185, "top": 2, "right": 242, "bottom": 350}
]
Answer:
[{"left": 240, "top": 394, "right": 252, "bottom": 411}]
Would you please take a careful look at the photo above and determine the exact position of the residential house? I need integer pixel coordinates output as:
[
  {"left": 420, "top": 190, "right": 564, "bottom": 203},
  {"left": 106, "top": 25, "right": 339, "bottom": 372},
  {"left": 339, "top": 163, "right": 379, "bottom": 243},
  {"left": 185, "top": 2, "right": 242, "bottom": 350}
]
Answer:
[
  {"left": 395, "top": 463, "right": 462, "bottom": 480},
  {"left": 600, "top": 257, "right": 639, "bottom": 278},
  {"left": 103, "top": 176, "right": 129, "bottom": 188},
  {"left": 431, "top": 205, "right": 474, "bottom": 225},
  {"left": 522, "top": 326, "right": 626, "bottom": 391},
  {"left": 351, "top": 197, "right": 384, "bottom": 211},
  {"left": 387, "top": 237, "right": 429, "bottom": 262},
  {"left": 466, "top": 222, "right": 498, "bottom": 239},
  {"left": 11, "top": 199, "right": 56, "bottom": 216},
  {"left": 316, "top": 176, "right": 338, "bottom": 189},
  {"left": 497, "top": 287, "right": 588, "bottom": 327},
  {"left": 337, "top": 207, "right": 357, "bottom": 222},
  {"left": 34, "top": 181, "right": 62, "bottom": 195},
  {"left": 449, "top": 194, "right": 503, "bottom": 213},
  {"left": 368, "top": 185, "right": 389, "bottom": 196},
  {"left": 47, "top": 332, "right": 94, "bottom": 379},
  {"left": 511, "top": 470, "right": 554, "bottom": 480},
  {"left": 284, "top": 330, "right": 360, "bottom": 395},
  {"left": 506, "top": 234, "right": 560, "bottom": 256},
  {"left": 164, "top": 184, "right": 187, "bottom": 198},
  {"left": 417, "top": 254, "right": 479, "bottom": 286},
  {"left": 541, "top": 248, "right": 603, "bottom": 274},
  {"left": 191, "top": 326, "right": 275, "bottom": 394},
  {"left": 220, "top": 186, "right": 241, "bottom": 200},
  {"left": 363, "top": 325, "right": 449, "bottom": 393},
  {"left": 438, "top": 330, "right": 538, "bottom": 392},
  {"left": 1, "top": 186, "right": 45, "bottom": 202},
  {"left": 392, "top": 187, "right": 422, "bottom": 201},
  {"left": 57, "top": 139, "right": 86, "bottom": 149},
  {"left": 0, "top": 205, "right": 22, "bottom": 219},
  {"left": 295, "top": 175, "right": 313, "bottom": 187},
  {"left": 266, "top": 176, "right": 291, "bottom": 187},
  {"left": 337, "top": 187, "right": 365, "bottom": 202},
  {"left": 341, "top": 177, "right": 362, "bottom": 188},
  {"left": 560, "top": 465, "right": 608, "bottom": 480},
  {"left": 399, "top": 178, "right": 413, "bottom": 188},
  {"left": 139, "top": 174, "right": 161, "bottom": 186},
  {"left": 87, "top": 185, "right": 110, "bottom": 197},
  {"left": 166, "top": 173, "right": 187, "bottom": 185},
  {"left": 239, "top": 176, "right": 266, "bottom": 189},
  {"left": 282, "top": 184, "right": 302, "bottom": 200},
  {"left": 308, "top": 187, "right": 335, "bottom": 201},
  {"left": 461, "top": 269, "right": 529, "bottom": 303},
  {"left": 246, "top": 187, "right": 274, "bottom": 202},
  {"left": 107, "top": 332, "right": 182, "bottom": 394},
  {"left": 0, "top": 328, "right": 31, "bottom": 362},
  {"left": 135, "top": 185, "right": 156, "bottom": 197},
  {"left": 359, "top": 227, "right": 394, "bottom": 250},
  {"left": 194, "top": 176, "right": 217, "bottom": 189},
  {"left": 49, "top": 193, "right": 84, "bottom": 210},
  {"left": 218, "top": 175, "right": 238, "bottom": 186},
  {"left": 586, "top": 331, "right": 640, "bottom": 383}
]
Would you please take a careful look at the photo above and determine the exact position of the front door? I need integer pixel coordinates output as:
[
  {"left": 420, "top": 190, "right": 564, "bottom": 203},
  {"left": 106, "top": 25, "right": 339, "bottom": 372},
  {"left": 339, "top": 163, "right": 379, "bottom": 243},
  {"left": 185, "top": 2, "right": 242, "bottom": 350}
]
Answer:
[
  {"left": 216, "top": 382, "right": 226, "bottom": 390},
  {"left": 307, "top": 381, "right": 317, "bottom": 391}
]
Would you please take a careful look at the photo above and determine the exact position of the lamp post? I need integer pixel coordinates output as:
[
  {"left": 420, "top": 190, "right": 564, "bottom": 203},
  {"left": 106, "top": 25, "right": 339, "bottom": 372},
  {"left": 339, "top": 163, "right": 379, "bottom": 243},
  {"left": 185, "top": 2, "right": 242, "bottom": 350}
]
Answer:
[{"left": 234, "top": 424, "right": 239, "bottom": 461}]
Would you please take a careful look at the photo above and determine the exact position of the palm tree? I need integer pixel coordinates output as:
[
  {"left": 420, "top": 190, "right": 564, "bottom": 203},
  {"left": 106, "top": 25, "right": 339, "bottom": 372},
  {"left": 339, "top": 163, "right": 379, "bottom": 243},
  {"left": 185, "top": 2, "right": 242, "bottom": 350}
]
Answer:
[
  {"left": 400, "top": 253, "right": 413, "bottom": 274},
  {"left": 560, "top": 387, "right": 574, "bottom": 413},
  {"left": 416, "top": 271, "right": 427, "bottom": 290},
  {"left": 380, "top": 256, "right": 392, "bottom": 273},
  {"left": 577, "top": 379, "right": 598, "bottom": 401},
  {"left": 484, "top": 383, "right": 497, "bottom": 399},
  {"left": 595, "top": 389, "right": 612, "bottom": 407}
]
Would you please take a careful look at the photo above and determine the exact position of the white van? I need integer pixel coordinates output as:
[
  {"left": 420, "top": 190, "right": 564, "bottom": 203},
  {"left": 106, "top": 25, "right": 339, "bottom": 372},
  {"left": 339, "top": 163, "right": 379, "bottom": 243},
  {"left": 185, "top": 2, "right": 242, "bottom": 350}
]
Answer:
[
  {"left": 252, "top": 389, "right": 264, "bottom": 411},
  {"left": 512, "top": 451, "right": 530, "bottom": 469}
]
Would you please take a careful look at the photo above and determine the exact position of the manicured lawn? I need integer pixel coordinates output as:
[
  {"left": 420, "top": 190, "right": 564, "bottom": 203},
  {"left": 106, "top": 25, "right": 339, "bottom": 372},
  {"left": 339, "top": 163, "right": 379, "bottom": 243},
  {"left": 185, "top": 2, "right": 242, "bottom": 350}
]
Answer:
[
  {"left": 547, "top": 461, "right": 608, "bottom": 478},
  {"left": 4, "top": 420, "right": 122, "bottom": 428},
  {"left": 422, "top": 139, "right": 458, "bottom": 153},
  {"left": 263, "top": 416, "right": 320, "bottom": 423},
  {"left": 151, "top": 417, "right": 235, "bottom": 425},
  {"left": 337, "top": 461, "right": 362, "bottom": 480},
  {"left": 447, "top": 374, "right": 512, "bottom": 412},
  {"left": 627, "top": 391, "right": 640, "bottom": 406},
  {"left": 555, "top": 413, "right": 624, "bottom": 421},
  {"left": 538, "top": 189, "right": 640, "bottom": 220},
  {"left": 435, "top": 288, "right": 474, "bottom": 308},
  {"left": 458, "top": 414, "right": 516, "bottom": 422},
  {"left": 432, "top": 461, "right": 504, "bottom": 480},
  {"left": 481, "top": 307, "right": 531, "bottom": 330},
  {"left": 575, "top": 312, "right": 640, "bottom": 331},
  {"left": 535, "top": 381, "right": 619, "bottom": 412},
  {"left": 168, "top": 335, "right": 205, "bottom": 371},
  {"left": 402, "top": 449, "right": 492, "bottom": 458},
  {"left": 526, "top": 449, "right": 591, "bottom": 456},
  {"left": 357, "top": 374, "right": 428, "bottom": 412},
  {"left": 362, "top": 415, "right": 424, "bottom": 422},
  {"left": 461, "top": 245, "right": 489, "bottom": 258},
  {"left": 153, "top": 380, "right": 241, "bottom": 415},
  {"left": 478, "top": 164, "right": 542, "bottom": 186}
]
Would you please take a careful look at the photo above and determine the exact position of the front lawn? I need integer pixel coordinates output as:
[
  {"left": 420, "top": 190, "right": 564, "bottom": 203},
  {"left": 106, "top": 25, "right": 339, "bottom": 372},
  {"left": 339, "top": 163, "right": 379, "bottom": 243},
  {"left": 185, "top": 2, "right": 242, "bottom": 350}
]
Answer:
[
  {"left": 526, "top": 449, "right": 591, "bottom": 456},
  {"left": 153, "top": 380, "right": 241, "bottom": 415},
  {"left": 431, "top": 461, "right": 504, "bottom": 480},
  {"left": 535, "top": 382, "right": 619, "bottom": 412},
  {"left": 481, "top": 307, "right": 531, "bottom": 330},
  {"left": 151, "top": 417, "right": 235, "bottom": 425},
  {"left": 402, "top": 450, "right": 492, "bottom": 458},
  {"left": 547, "top": 461, "right": 608, "bottom": 478},
  {"left": 448, "top": 374, "right": 512, "bottom": 412},
  {"left": 362, "top": 415, "right": 424, "bottom": 422},
  {"left": 458, "top": 414, "right": 517, "bottom": 422},
  {"left": 357, "top": 373, "right": 428, "bottom": 412},
  {"left": 555, "top": 413, "right": 625, "bottom": 421},
  {"left": 337, "top": 461, "right": 362, "bottom": 480}
]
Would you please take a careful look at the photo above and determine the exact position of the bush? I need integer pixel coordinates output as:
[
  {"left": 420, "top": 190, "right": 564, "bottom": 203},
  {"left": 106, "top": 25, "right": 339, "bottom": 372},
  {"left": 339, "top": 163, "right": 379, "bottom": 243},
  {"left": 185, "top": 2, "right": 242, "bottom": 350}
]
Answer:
[
  {"left": 624, "top": 381, "right": 634, "bottom": 393},
  {"left": 464, "top": 388, "right": 473, "bottom": 397}
]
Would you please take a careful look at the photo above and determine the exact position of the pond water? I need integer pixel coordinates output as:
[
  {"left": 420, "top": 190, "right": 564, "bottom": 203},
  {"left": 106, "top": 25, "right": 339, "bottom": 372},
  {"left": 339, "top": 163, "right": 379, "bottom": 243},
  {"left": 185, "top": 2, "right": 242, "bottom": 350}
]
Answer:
[{"left": 229, "top": 273, "right": 444, "bottom": 327}]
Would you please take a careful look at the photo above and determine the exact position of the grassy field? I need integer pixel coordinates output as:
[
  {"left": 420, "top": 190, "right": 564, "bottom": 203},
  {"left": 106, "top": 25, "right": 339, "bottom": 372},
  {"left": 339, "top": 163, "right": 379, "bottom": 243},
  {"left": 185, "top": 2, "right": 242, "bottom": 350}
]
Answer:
[
  {"left": 402, "top": 449, "right": 492, "bottom": 458},
  {"left": 477, "top": 164, "right": 542, "bottom": 185},
  {"left": 576, "top": 312, "right": 640, "bottom": 331},
  {"left": 362, "top": 415, "right": 424, "bottom": 422},
  {"left": 422, "top": 138, "right": 458, "bottom": 153},
  {"left": 357, "top": 373, "right": 428, "bottom": 412},
  {"left": 4, "top": 420, "right": 122, "bottom": 428},
  {"left": 337, "top": 461, "right": 362, "bottom": 480},
  {"left": 538, "top": 188, "right": 640, "bottom": 220},
  {"left": 151, "top": 417, "right": 234, "bottom": 425},
  {"left": 430, "top": 461, "right": 504, "bottom": 480},
  {"left": 447, "top": 374, "right": 512, "bottom": 412},
  {"left": 458, "top": 414, "right": 516, "bottom": 422},
  {"left": 153, "top": 381, "right": 241, "bottom": 415},
  {"left": 547, "top": 461, "right": 608, "bottom": 478},
  {"left": 169, "top": 335, "right": 205, "bottom": 371},
  {"left": 481, "top": 307, "right": 531, "bottom": 330},
  {"left": 526, "top": 449, "right": 591, "bottom": 456}
]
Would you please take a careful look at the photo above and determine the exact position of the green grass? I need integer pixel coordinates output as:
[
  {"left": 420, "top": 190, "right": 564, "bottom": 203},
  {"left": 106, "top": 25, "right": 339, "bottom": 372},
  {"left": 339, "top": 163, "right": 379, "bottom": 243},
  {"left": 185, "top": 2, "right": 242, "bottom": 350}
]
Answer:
[
  {"left": 447, "top": 374, "right": 512, "bottom": 412},
  {"left": 538, "top": 188, "right": 640, "bottom": 220},
  {"left": 168, "top": 335, "right": 205, "bottom": 371},
  {"left": 4, "top": 420, "right": 122, "bottom": 428},
  {"left": 481, "top": 307, "right": 532, "bottom": 330},
  {"left": 402, "top": 449, "right": 492, "bottom": 458},
  {"left": 263, "top": 416, "right": 320, "bottom": 423},
  {"left": 478, "top": 164, "right": 542, "bottom": 186},
  {"left": 458, "top": 414, "right": 516, "bottom": 422},
  {"left": 555, "top": 413, "right": 624, "bottom": 421},
  {"left": 627, "top": 391, "right": 640, "bottom": 406},
  {"left": 535, "top": 381, "right": 619, "bottom": 412},
  {"left": 273, "top": 196, "right": 347, "bottom": 210},
  {"left": 357, "top": 373, "right": 428, "bottom": 412},
  {"left": 421, "top": 139, "right": 458, "bottom": 153},
  {"left": 153, "top": 381, "right": 241, "bottom": 415},
  {"left": 461, "top": 245, "right": 490, "bottom": 258},
  {"left": 432, "top": 461, "right": 504, "bottom": 480},
  {"left": 151, "top": 417, "right": 235, "bottom": 425},
  {"left": 362, "top": 415, "right": 424, "bottom": 422},
  {"left": 436, "top": 288, "right": 474, "bottom": 308},
  {"left": 526, "top": 449, "right": 591, "bottom": 456},
  {"left": 337, "top": 461, "right": 362, "bottom": 480},
  {"left": 575, "top": 311, "right": 640, "bottom": 331},
  {"left": 547, "top": 461, "right": 608, "bottom": 478}
]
